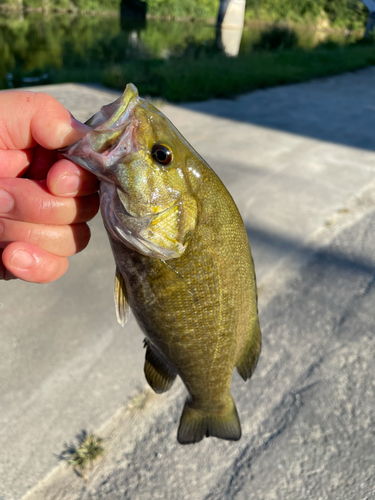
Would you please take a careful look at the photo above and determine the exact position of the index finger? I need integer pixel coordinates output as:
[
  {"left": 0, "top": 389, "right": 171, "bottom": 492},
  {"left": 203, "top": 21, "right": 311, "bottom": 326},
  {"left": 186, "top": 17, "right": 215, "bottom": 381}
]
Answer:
[
  {"left": 0, "top": 178, "right": 99, "bottom": 225},
  {"left": 0, "top": 90, "right": 91, "bottom": 151}
]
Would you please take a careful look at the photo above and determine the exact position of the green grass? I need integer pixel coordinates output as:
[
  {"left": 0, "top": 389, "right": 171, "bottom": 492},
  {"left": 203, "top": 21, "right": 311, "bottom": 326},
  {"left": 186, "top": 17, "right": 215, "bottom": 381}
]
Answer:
[
  {"left": 60, "top": 431, "right": 105, "bottom": 481},
  {"left": 48, "top": 42, "right": 375, "bottom": 103}
]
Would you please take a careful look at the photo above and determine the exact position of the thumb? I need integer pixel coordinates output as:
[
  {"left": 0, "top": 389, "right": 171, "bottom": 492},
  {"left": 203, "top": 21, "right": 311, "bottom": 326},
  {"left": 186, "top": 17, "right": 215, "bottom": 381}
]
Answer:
[{"left": 0, "top": 90, "right": 90, "bottom": 151}]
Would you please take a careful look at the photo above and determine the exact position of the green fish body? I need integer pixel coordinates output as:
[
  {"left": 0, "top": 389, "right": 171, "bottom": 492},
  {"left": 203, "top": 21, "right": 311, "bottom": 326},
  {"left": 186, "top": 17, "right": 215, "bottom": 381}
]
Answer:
[{"left": 61, "top": 84, "right": 261, "bottom": 444}]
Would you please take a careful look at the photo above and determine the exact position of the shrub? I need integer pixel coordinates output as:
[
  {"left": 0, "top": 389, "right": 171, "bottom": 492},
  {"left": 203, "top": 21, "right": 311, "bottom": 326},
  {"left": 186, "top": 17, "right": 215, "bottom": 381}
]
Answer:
[{"left": 253, "top": 25, "right": 298, "bottom": 51}]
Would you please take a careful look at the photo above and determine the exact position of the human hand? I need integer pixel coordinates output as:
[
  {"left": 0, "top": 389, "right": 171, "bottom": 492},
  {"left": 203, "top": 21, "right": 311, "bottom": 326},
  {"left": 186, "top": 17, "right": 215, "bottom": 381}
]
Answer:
[{"left": 0, "top": 90, "right": 99, "bottom": 283}]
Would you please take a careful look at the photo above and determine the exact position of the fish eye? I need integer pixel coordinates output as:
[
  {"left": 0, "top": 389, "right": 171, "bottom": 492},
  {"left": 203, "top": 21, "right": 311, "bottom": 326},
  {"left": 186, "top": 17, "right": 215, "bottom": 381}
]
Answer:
[{"left": 151, "top": 144, "right": 173, "bottom": 165}]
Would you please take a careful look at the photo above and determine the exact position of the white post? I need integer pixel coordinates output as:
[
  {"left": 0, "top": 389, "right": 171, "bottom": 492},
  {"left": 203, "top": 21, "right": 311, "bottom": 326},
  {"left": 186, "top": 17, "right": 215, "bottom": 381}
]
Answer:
[{"left": 216, "top": 0, "right": 246, "bottom": 57}]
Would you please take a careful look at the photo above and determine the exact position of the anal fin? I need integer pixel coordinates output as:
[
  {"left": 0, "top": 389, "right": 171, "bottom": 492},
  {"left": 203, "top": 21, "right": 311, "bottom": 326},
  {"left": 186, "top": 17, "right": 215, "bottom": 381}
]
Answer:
[
  {"left": 236, "top": 316, "right": 262, "bottom": 381},
  {"left": 114, "top": 267, "right": 130, "bottom": 327},
  {"left": 177, "top": 396, "right": 241, "bottom": 445},
  {"left": 144, "top": 342, "right": 176, "bottom": 394}
]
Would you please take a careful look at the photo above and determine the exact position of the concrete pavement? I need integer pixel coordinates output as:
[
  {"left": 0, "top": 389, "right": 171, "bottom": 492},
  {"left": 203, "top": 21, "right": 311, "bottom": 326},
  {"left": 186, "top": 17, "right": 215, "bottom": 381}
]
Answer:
[{"left": 1, "top": 70, "right": 375, "bottom": 499}]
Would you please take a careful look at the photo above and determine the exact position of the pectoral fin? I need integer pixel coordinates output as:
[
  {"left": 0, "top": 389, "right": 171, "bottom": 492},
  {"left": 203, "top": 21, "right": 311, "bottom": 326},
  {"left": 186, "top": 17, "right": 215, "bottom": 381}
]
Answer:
[
  {"left": 114, "top": 268, "right": 130, "bottom": 327},
  {"left": 161, "top": 260, "right": 195, "bottom": 300},
  {"left": 236, "top": 316, "right": 262, "bottom": 381}
]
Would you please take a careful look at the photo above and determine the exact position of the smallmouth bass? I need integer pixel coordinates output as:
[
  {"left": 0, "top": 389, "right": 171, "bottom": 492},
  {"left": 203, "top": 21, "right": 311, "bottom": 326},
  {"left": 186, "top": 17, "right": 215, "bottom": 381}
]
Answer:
[{"left": 61, "top": 84, "right": 261, "bottom": 444}]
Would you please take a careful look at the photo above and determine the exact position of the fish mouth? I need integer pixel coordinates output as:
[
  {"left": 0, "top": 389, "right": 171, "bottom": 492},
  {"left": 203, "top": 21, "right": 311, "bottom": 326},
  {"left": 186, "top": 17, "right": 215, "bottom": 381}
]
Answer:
[{"left": 59, "top": 83, "right": 140, "bottom": 181}]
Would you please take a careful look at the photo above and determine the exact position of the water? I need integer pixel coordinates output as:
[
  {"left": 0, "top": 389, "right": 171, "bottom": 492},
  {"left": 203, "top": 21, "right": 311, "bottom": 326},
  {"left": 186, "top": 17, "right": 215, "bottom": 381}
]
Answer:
[{"left": 0, "top": 12, "right": 358, "bottom": 89}]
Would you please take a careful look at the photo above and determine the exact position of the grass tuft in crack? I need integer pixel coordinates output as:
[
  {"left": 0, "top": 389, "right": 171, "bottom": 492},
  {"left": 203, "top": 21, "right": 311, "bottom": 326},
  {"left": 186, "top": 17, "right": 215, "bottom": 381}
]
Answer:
[{"left": 60, "top": 430, "right": 105, "bottom": 481}]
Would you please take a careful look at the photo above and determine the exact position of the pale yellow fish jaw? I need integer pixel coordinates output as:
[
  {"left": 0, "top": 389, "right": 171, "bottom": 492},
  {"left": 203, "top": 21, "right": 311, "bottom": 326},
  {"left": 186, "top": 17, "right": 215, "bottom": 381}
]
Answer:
[
  {"left": 85, "top": 83, "right": 140, "bottom": 129},
  {"left": 59, "top": 83, "right": 140, "bottom": 179}
]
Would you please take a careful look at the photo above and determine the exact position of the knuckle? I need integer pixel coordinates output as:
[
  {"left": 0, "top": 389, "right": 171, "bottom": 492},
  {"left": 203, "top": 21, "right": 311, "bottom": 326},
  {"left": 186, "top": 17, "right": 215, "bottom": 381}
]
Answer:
[
  {"left": 39, "top": 197, "right": 54, "bottom": 217},
  {"left": 26, "top": 224, "right": 42, "bottom": 247}
]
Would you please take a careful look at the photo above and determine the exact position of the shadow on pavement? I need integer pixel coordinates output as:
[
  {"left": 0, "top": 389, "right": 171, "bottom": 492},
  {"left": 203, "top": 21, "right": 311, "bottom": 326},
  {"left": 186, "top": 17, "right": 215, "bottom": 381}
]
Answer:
[
  {"left": 246, "top": 223, "right": 375, "bottom": 281},
  {"left": 182, "top": 67, "right": 375, "bottom": 152}
]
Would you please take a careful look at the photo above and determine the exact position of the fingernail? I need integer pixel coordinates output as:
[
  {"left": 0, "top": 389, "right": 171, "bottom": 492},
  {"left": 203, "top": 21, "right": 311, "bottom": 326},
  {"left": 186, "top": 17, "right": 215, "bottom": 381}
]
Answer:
[
  {"left": 70, "top": 116, "right": 92, "bottom": 136},
  {"left": 57, "top": 117, "right": 91, "bottom": 146},
  {"left": 56, "top": 173, "right": 80, "bottom": 195},
  {"left": 0, "top": 190, "right": 14, "bottom": 213},
  {"left": 10, "top": 249, "right": 34, "bottom": 270}
]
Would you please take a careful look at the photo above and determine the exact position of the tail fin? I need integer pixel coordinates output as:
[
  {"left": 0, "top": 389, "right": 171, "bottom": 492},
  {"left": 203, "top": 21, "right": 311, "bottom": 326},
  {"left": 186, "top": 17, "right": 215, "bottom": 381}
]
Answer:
[{"left": 177, "top": 396, "right": 241, "bottom": 445}]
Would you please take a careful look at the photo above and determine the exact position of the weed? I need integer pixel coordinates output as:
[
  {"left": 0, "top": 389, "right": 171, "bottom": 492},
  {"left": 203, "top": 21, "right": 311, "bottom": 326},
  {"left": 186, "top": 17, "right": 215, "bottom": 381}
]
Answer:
[{"left": 59, "top": 430, "right": 105, "bottom": 481}]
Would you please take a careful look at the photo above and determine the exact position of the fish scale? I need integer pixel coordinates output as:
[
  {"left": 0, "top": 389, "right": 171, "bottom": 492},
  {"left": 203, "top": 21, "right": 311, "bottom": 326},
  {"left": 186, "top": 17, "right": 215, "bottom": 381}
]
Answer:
[{"left": 60, "top": 83, "right": 261, "bottom": 444}]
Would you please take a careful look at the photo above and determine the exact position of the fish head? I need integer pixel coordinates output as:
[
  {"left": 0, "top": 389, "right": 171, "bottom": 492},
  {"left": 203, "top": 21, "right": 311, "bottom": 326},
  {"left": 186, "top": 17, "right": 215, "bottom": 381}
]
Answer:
[{"left": 60, "top": 83, "right": 199, "bottom": 260}]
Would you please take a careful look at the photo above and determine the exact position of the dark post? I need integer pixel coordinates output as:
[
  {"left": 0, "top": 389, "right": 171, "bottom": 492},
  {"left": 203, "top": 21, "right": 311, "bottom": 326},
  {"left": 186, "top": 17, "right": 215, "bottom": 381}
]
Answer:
[
  {"left": 361, "top": 0, "right": 375, "bottom": 36},
  {"left": 121, "top": 0, "right": 147, "bottom": 21},
  {"left": 365, "top": 12, "right": 375, "bottom": 36},
  {"left": 217, "top": 0, "right": 232, "bottom": 26}
]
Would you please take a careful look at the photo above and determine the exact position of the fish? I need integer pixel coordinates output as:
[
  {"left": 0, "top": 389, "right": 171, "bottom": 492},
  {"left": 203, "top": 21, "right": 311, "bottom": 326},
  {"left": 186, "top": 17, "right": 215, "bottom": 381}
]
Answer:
[{"left": 60, "top": 83, "right": 261, "bottom": 444}]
